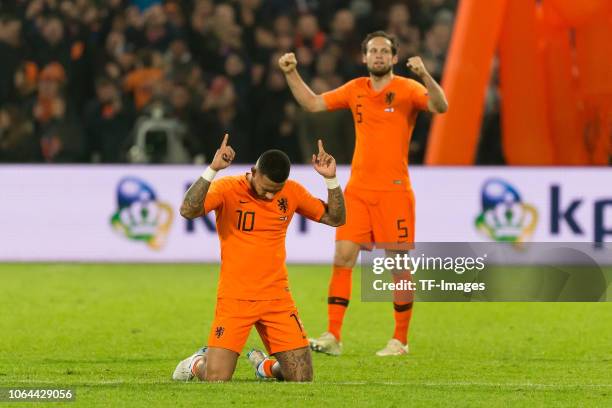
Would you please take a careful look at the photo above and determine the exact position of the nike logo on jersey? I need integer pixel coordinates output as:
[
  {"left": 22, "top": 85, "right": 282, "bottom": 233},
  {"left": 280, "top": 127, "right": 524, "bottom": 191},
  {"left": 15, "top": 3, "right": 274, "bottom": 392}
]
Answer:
[
  {"left": 384, "top": 107, "right": 395, "bottom": 112},
  {"left": 239, "top": 200, "right": 248, "bottom": 204}
]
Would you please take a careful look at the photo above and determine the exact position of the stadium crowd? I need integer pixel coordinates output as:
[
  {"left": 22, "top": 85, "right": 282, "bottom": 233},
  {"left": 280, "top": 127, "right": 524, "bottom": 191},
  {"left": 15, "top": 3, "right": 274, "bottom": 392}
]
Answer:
[{"left": 1, "top": 0, "right": 491, "bottom": 165}]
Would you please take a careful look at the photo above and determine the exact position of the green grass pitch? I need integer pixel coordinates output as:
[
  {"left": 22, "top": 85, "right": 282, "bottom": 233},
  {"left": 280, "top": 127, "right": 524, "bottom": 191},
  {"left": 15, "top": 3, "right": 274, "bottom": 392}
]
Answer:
[{"left": 0, "top": 263, "right": 610, "bottom": 407}]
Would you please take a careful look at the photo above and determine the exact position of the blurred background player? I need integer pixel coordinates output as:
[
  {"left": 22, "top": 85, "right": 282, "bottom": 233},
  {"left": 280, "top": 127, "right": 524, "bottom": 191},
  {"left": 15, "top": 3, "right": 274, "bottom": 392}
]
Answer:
[
  {"left": 172, "top": 134, "right": 345, "bottom": 382},
  {"left": 279, "top": 31, "right": 448, "bottom": 356}
]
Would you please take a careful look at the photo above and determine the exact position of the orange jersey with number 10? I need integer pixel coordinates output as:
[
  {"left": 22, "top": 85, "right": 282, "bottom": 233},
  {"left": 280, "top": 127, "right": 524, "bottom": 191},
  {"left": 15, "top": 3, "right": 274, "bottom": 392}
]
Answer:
[
  {"left": 204, "top": 174, "right": 325, "bottom": 301},
  {"left": 322, "top": 76, "right": 429, "bottom": 191}
]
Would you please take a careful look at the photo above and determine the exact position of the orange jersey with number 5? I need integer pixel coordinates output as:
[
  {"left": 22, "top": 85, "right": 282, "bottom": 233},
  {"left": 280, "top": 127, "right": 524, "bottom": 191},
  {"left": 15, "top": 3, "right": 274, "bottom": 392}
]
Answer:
[
  {"left": 322, "top": 76, "right": 429, "bottom": 191},
  {"left": 204, "top": 174, "right": 325, "bottom": 300}
]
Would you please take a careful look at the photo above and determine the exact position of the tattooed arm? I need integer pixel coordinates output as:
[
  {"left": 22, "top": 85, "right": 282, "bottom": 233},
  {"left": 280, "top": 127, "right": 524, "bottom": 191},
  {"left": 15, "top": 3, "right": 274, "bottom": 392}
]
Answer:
[
  {"left": 311, "top": 139, "right": 346, "bottom": 227},
  {"left": 179, "top": 133, "right": 235, "bottom": 220},
  {"left": 179, "top": 178, "right": 211, "bottom": 219},
  {"left": 319, "top": 186, "right": 345, "bottom": 227},
  {"left": 274, "top": 346, "right": 313, "bottom": 382}
]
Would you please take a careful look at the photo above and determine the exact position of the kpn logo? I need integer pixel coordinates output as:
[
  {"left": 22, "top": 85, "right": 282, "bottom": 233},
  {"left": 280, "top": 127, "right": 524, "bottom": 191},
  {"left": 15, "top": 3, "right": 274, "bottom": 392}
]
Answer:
[
  {"left": 110, "top": 177, "right": 173, "bottom": 250},
  {"left": 475, "top": 179, "right": 538, "bottom": 242}
]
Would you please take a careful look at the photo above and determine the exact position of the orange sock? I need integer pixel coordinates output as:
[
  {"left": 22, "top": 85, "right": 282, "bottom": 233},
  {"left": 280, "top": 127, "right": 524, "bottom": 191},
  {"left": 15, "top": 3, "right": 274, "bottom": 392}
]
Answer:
[
  {"left": 392, "top": 271, "right": 414, "bottom": 345},
  {"left": 392, "top": 302, "right": 413, "bottom": 345},
  {"left": 262, "top": 359, "right": 275, "bottom": 378},
  {"left": 327, "top": 266, "right": 352, "bottom": 340}
]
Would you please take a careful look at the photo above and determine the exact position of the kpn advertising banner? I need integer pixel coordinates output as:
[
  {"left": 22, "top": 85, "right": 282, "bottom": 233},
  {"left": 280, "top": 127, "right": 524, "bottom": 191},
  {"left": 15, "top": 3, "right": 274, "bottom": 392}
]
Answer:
[{"left": 0, "top": 165, "right": 610, "bottom": 263}]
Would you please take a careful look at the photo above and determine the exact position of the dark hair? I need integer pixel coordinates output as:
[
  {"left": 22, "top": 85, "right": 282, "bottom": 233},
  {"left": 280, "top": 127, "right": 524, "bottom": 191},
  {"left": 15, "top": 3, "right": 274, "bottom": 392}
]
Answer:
[
  {"left": 256, "top": 149, "right": 291, "bottom": 183},
  {"left": 361, "top": 30, "right": 398, "bottom": 56}
]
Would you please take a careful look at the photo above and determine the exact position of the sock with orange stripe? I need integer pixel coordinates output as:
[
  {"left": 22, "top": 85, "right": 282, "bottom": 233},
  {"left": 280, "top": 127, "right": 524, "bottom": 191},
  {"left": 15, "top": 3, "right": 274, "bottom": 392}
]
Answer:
[
  {"left": 190, "top": 355, "right": 205, "bottom": 379},
  {"left": 392, "top": 271, "right": 414, "bottom": 345},
  {"left": 257, "top": 358, "right": 280, "bottom": 379},
  {"left": 327, "top": 266, "right": 352, "bottom": 340}
]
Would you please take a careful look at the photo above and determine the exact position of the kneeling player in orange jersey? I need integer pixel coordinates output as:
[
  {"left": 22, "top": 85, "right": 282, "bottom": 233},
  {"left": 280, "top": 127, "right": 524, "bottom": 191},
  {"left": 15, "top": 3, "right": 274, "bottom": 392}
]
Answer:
[{"left": 172, "top": 134, "right": 345, "bottom": 382}]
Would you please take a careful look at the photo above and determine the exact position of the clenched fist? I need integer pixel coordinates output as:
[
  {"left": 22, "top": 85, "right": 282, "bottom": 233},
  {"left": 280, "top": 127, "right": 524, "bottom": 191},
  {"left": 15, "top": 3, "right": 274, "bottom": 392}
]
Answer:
[
  {"left": 278, "top": 53, "right": 298, "bottom": 74},
  {"left": 407, "top": 56, "right": 428, "bottom": 78}
]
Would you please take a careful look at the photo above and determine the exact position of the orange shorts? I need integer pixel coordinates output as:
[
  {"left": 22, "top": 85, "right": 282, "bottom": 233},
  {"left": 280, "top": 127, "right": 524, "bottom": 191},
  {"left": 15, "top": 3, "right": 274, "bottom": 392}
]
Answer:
[
  {"left": 336, "top": 186, "right": 416, "bottom": 250},
  {"left": 207, "top": 297, "right": 308, "bottom": 355}
]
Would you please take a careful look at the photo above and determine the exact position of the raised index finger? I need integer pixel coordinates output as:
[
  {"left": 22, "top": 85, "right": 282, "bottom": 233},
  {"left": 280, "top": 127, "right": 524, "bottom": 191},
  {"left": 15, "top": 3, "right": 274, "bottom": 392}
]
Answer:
[
  {"left": 318, "top": 139, "right": 325, "bottom": 154},
  {"left": 220, "top": 133, "right": 229, "bottom": 148}
]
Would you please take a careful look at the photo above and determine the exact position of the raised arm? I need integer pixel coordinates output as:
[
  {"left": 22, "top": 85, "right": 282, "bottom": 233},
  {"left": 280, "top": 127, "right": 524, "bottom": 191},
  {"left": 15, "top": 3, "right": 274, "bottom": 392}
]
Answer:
[
  {"left": 311, "top": 140, "right": 346, "bottom": 227},
  {"left": 279, "top": 53, "right": 328, "bottom": 113},
  {"left": 407, "top": 56, "right": 449, "bottom": 114},
  {"left": 180, "top": 134, "right": 235, "bottom": 219}
]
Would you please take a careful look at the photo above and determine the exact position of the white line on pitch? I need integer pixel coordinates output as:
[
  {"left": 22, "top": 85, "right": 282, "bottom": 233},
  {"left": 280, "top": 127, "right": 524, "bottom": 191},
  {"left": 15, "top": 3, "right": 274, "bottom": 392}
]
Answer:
[{"left": 3, "top": 380, "right": 611, "bottom": 388}]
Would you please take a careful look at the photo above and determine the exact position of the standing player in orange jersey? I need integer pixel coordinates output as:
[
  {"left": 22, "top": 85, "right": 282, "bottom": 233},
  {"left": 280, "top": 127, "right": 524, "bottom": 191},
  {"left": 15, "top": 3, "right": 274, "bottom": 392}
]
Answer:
[
  {"left": 279, "top": 30, "right": 448, "bottom": 356},
  {"left": 172, "top": 134, "right": 345, "bottom": 382}
]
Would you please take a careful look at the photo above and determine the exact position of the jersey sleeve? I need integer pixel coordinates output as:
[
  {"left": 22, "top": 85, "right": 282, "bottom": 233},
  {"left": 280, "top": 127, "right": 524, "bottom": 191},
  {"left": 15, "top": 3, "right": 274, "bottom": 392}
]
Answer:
[
  {"left": 322, "top": 80, "right": 353, "bottom": 111},
  {"left": 203, "top": 177, "right": 233, "bottom": 213},
  {"left": 408, "top": 79, "right": 429, "bottom": 111},
  {"left": 292, "top": 181, "right": 326, "bottom": 222}
]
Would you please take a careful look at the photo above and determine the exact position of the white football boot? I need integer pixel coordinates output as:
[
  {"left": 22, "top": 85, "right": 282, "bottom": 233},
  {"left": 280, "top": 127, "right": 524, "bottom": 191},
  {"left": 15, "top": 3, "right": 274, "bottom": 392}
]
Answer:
[
  {"left": 246, "top": 349, "right": 270, "bottom": 379},
  {"left": 375, "top": 339, "right": 409, "bottom": 356},
  {"left": 308, "top": 332, "right": 343, "bottom": 356},
  {"left": 172, "top": 347, "right": 207, "bottom": 381}
]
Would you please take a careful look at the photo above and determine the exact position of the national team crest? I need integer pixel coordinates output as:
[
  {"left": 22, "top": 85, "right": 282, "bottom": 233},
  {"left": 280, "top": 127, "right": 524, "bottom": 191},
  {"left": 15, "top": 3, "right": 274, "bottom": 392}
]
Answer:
[
  {"left": 385, "top": 92, "right": 395, "bottom": 105},
  {"left": 215, "top": 326, "right": 225, "bottom": 338},
  {"left": 277, "top": 197, "right": 288, "bottom": 213}
]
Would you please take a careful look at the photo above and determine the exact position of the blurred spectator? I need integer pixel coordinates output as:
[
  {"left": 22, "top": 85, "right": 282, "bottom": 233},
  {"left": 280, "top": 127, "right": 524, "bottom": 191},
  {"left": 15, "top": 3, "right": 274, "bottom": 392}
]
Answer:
[
  {"left": 164, "top": 2, "right": 186, "bottom": 32},
  {"left": 123, "top": 49, "right": 163, "bottom": 110},
  {"left": 12, "top": 62, "right": 39, "bottom": 104},
  {"left": 327, "top": 9, "right": 362, "bottom": 79},
  {"left": 417, "top": 0, "right": 456, "bottom": 33},
  {"left": 252, "top": 55, "right": 301, "bottom": 162},
  {"left": 314, "top": 52, "right": 343, "bottom": 90},
  {"left": 164, "top": 37, "right": 194, "bottom": 80},
  {"left": 141, "top": 5, "right": 174, "bottom": 52},
  {"left": 84, "top": 77, "right": 136, "bottom": 163},
  {"left": 97, "top": 30, "right": 135, "bottom": 80},
  {"left": 386, "top": 3, "right": 421, "bottom": 78},
  {"left": 421, "top": 17, "right": 452, "bottom": 81},
  {"left": 30, "top": 62, "right": 83, "bottom": 162},
  {"left": 29, "top": 14, "right": 72, "bottom": 73},
  {"left": 294, "top": 46, "right": 316, "bottom": 84},
  {"left": 0, "top": 14, "right": 23, "bottom": 105},
  {"left": 165, "top": 80, "right": 208, "bottom": 161},
  {"left": 0, "top": 105, "right": 38, "bottom": 162},
  {"left": 273, "top": 14, "right": 293, "bottom": 37},
  {"left": 224, "top": 53, "right": 250, "bottom": 110},
  {"left": 199, "top": 75, "right": 251, "bottom": 163},
  {"left": 295, "top": 13, "right": 326, "bottom": 53}
]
